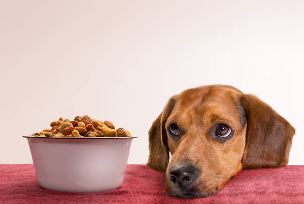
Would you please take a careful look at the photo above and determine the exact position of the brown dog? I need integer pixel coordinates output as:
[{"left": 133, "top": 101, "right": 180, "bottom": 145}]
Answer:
[{"left": 147, "top": 85, "right": 295, "bottom": 198}]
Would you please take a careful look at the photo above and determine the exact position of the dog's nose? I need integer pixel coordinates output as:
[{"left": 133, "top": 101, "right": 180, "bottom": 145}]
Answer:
[{"left": 169, "top": 165, "right": 199, "bottom": 190}]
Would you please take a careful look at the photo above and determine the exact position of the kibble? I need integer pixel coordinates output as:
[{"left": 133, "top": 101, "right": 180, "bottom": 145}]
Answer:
[{"left": 32, "top": 115, "right": 131, "bottom": 138}]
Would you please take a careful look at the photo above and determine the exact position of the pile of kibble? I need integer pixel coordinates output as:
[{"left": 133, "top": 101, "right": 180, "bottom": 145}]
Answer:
[{"left": 32, "top": 115, "right": 131, "bottom": 138}]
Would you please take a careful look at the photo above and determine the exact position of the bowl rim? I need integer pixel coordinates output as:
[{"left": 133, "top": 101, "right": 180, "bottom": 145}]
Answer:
[{"left": 22, "top": 136, "right": 137, "bottom": 139}]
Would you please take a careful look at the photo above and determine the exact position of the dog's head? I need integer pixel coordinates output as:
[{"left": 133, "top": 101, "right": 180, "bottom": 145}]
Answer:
[{"left": 147, "top": 85, "right": 295, "bottom": 198}]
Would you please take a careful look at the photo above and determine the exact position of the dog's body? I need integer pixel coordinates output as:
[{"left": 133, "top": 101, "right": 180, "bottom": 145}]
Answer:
[{"left": 147, "top": 85, "right": 295, "bottom": 198}]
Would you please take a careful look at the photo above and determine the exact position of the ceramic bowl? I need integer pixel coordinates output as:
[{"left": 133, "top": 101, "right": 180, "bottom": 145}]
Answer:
[{"left": 23, "top": 136, "right": 135, "bottom": 193}]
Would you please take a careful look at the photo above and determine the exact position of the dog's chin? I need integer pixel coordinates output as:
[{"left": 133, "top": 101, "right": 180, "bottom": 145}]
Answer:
[{"left": 168, "top": 188, "right": 218, "bottom": 199}]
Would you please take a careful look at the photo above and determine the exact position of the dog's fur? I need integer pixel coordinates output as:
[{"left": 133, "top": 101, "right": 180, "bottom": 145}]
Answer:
[{"left": 147, "top": 85, "right": 295, "bottom": 198}]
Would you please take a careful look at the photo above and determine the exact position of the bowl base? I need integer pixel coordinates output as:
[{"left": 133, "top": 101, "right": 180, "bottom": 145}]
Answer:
[{"left": 38, "top": 183, "right": 122, "bottom": 193}]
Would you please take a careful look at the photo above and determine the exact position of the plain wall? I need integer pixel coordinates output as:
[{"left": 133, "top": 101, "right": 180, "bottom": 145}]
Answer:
[{"left": 0, "top": 0, "right": 303, "bottom": 164}]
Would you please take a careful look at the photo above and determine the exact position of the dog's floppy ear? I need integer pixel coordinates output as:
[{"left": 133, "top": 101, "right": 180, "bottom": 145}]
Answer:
[
  {"left": 147, "top": 97, "right": 176, "bottom": 172},
  {"left": 241, "top": 94, "right": 295, "bottom": 169}
]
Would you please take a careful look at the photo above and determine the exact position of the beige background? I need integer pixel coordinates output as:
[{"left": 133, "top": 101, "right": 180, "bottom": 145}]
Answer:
[{"left": 0, "top": 0, "right": 303, "bottom": 164}]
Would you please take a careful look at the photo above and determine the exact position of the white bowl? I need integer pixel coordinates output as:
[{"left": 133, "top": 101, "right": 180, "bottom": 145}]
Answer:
[{"left": 24, "top": 136, "right": 135, "bottom": 193}]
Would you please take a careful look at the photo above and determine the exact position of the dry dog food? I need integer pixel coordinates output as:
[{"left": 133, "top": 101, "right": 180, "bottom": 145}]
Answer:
[{"left": 32, "top": 115, "right": 131, "bottom": 138}]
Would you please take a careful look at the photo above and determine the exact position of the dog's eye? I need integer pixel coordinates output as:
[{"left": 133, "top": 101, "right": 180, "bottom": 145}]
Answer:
[
  {"left": 215, "top": 124, "right": 231, "bottom": 138},
  {"left": 168, "top": 123, "right": 181, "bottom": 138},
  {"left": 211, "top": 123, "right": 233, "bottom": 140}
]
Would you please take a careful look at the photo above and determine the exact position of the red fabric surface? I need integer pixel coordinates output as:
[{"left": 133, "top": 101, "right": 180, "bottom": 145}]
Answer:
[{"left": 0, "top": 164, "right": 303, "bottom": 204}]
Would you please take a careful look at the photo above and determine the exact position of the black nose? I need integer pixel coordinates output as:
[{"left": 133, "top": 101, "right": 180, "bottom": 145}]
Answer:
[{"left": 169, "top": 165, "right": 199, "bottom": 190}]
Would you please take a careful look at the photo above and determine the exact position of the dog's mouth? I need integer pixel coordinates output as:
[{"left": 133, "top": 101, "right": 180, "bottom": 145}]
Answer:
[
  {"left": 179, "top": 192, "right": 200, "bottom": 198},
  {"left": 173, "top": 191, "right": 218, "bottom": 199},
  {"left": 168, "top": 185, "right": 219, "bottom": 198},
  {"left": 169, "top": 189, "right": 198, "bottom": 198}
]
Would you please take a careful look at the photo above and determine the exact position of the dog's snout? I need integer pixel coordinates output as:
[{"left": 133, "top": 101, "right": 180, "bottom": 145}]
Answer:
[{"left": 169, "top": 165, "right": 199, "bottom": 190}]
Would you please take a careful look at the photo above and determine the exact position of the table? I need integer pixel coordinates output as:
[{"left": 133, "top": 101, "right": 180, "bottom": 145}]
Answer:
[{"left": 0, "top": 164, "right": 303, "bottom": 204}]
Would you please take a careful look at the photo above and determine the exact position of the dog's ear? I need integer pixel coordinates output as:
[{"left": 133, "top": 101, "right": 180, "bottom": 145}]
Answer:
[
  {"left": 241, "top": 94, "right": 295, "bottom": 169},
  {"left": 147, "top": 97, "right": 176, "bottom": 172}
]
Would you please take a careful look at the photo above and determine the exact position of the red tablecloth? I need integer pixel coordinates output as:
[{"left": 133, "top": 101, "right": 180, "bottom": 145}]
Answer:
[{"left": 0, "top": 164, "right": 303, "bottom": 204}]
